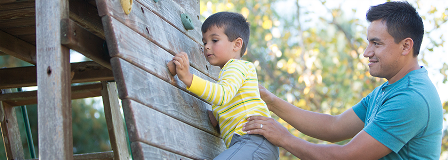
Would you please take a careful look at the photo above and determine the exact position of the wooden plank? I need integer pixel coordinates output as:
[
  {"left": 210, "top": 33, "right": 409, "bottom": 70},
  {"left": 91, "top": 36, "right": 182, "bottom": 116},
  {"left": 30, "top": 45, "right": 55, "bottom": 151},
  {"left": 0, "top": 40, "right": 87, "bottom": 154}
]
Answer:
[
  {"left": 101, "top": 15, "right": 219, "bottom": 80},
  {"left": 36, "top": 0, "right": 73, "bottom": 159},
  {"left": 73, "top": 151, "right": 114, "bottom": 160},
  {"left": 3, "top": 25, "right": 36, "bottom": 35},
  {"left": 101, "top": 81, "right": 130, "bottom": 160},
  {"left": 0, "top": 17, "right": 35, "bottom": 28},
  {"left": 0, "top": 0, "right": 16, "bottom": 5},
  {"left": 0, "top": 89, "right": 25, "bottom": 160},
  {"left": 0, "top": 0, "right": 34, "bottom": 10},
  {"left": 0, "top": 30, "right": 36, "bottom": 64},
  {"left": 0, "top": 61, "right": 114, "bottom": 89},
  {"left": 0, "top": 7, "right": 34, "bottom": 21},
  {"left": 122, "top": 99, "right": 225, "bottom": 159},
  {"left": 97, "top": 0, "right": 201, "bottom": 44},
  {"left": 137, "top": 0, "right": 202, "bottom": 43},
  {"left": 17, "top": 33, "right": 35, "bottom": 45},
  {"left": 61, "top": 19, "right": 111, "bottom": 69},
  {"left": 131, "top": 142, "right": 192, "bottom": 160},
  {"left": 0, "top": 83, "right": 103, "bottom": 106},
  {"left": 69, "top": 0, "right": 105, "bottom": 40},
  {"left": 30, "top": 151, "right": 114, "bottom": 160},
  {"left": 111, "top": 57, "right": 219, "bottom": 136}
]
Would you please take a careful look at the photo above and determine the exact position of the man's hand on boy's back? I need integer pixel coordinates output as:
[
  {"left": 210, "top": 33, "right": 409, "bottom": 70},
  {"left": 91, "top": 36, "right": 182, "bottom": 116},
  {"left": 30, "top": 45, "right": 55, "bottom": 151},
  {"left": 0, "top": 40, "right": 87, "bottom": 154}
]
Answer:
[{"left": 172, "top": 52, "right": 193, "bottom": 87}]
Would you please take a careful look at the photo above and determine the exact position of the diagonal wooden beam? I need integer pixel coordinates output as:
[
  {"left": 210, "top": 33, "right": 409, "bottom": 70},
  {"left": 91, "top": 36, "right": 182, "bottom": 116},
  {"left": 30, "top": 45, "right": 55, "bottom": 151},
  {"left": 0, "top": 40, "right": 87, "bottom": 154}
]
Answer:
[
  {"left": 0, "top": 30, "right": 36, "bottom": 64},
  {"left": 69, "top": 0, "right": 104, "bottom": 40},
  {"left": 61, "top": 19, "right": 111, "bottom": 69},
  {"left": 0, "top": 89, "right": 25, "bottom": 160},
  {"left": 0, "top": 61, "right": 114, "bottom": 89}
]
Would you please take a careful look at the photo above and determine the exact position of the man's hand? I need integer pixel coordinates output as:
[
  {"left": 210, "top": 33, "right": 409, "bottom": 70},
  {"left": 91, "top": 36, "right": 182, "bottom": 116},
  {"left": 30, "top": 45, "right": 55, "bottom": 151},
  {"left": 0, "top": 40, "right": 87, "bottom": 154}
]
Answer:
[
  {"left": 258, "top": 84, "right": 277, "bottom": 111},
  {"left": 243, "top": 116, "right": 293, "bottom": 147},
  {"left": 172, "top": 52, "right": 193, "bottom": 87}
]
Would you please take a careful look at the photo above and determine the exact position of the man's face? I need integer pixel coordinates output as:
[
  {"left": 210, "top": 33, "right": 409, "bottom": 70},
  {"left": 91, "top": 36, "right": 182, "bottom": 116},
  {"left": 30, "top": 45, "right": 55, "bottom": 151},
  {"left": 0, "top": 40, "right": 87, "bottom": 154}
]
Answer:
[{"left": 363, "top": 20, "right": 404, "bottom": 80}]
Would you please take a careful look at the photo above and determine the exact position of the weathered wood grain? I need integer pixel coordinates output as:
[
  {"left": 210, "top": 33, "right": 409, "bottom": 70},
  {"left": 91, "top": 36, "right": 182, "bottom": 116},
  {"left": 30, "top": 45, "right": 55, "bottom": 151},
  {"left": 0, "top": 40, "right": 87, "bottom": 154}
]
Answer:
[
  {"left": 131, "top": 142, "right": 192, "bottom": 160},
  {"left": 0, "top": 61, "right": 114, "bottom": 89},
  {"left": 111, "top": 58, "right": 219, "bottom": 136},
  {"left": 139, "top": 0, "right": 202, "bottom": 42},
  {"left": 4, "top": 25, "right": 35, "bottom": 35},
  {"left": 122, "top": 99, "right": 225, "bottom": 160},
  {"left": 0, "top": 17, "right": 34, "bottom": 29},
  {"left": 0, "top": 89, "right": 24, "bottom": 160},
  {"left": 0, "top": 30, "right": 36, "bottom": 64},
  {"left": 0, "top": 83, "right": 103, "bottom": 106},
  {"left": 0, "top": 0, "right": 34, "bottom": 11},
  {"left": 102, "top": 15, "right": 219, "bottom": 81},
  {"left": 0, "top": 7, "right": 34, "bottom": 20},
  {"left": 61, "top": 19, "right": 111, "bottom": 69},
  {"left": 36, "top": 0, "right": 73, "bottom": 159},
  {"left": 0, "top": 0, "right": 16, "bottom": 5},
  {"left": 30, "top": 151, "right": 115, "bottom": 160},
  {"left": 101, "top": 81, "right": 130, "bottom": 160},
  {"left": 69, "top": 0, "right": 105, "bottom": 40},
  {"left": 97, "top": 0, "right": 201, "bottom": 44}
]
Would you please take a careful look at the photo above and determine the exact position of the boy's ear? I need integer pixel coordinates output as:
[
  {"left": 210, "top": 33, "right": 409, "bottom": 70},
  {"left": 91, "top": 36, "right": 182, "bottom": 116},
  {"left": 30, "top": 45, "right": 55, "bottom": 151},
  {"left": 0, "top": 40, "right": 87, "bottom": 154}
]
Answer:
[{"left": 233, "top": 37, "right": 243, "bottom": 51}]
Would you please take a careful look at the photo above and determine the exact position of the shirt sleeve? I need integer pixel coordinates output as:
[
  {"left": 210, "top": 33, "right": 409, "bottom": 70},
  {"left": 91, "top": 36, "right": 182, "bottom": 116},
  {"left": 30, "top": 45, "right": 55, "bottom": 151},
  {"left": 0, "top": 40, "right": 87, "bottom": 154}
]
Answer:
[
  {"left": 187, "top": 60, "right": 248, "bottom": 106},
  {"left": 363, "top": 89, "right": 428, "bottom": 153}
]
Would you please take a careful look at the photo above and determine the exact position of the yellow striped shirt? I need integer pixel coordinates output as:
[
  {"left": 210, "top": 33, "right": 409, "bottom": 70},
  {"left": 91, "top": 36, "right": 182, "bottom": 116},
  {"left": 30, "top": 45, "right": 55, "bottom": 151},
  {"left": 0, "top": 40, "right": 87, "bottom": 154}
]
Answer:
[{"left": 187, "top": 59, "right": 271, "bottom": 147}]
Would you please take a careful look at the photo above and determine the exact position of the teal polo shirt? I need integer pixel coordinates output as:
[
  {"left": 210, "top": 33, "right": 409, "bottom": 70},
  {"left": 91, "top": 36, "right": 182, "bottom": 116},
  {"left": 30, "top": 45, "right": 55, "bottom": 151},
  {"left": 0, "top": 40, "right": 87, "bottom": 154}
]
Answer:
[{"left": 353, "top": 67, "right": 443, "bottom": 159}]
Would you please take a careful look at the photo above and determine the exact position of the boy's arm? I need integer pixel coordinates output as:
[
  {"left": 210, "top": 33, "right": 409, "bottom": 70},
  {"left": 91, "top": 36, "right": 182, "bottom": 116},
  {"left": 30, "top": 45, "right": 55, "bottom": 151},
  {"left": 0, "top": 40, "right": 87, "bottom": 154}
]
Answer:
[
  {"left": 188, "top": 60, "right": 247, "bottom": 106},
  {"left": 172, "top": 52, "right": 193, "bottom": 87}
]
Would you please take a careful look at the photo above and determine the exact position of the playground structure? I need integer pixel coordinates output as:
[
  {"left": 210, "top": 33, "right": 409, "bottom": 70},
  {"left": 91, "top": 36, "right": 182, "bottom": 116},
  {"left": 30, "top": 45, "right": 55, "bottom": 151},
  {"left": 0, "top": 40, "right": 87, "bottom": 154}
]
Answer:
[{"left": 0, "top": 0, "right": 225, "bottom": 159}]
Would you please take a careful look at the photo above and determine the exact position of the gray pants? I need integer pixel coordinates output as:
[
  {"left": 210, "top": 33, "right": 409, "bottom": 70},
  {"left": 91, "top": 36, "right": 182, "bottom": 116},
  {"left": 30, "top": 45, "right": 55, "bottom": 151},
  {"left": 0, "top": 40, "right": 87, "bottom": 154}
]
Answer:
[{"left": 214, "top": 134, "right": 279, "bottom": 160}]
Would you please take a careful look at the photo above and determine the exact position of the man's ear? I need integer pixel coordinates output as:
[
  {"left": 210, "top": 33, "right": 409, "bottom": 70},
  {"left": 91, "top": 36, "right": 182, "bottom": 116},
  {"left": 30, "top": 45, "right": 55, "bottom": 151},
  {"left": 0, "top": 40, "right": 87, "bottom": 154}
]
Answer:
[
  {"left": 233, "top": 37, "right": 243, "bottom": 51},
  {"left": 401, "top": 38, "right": 414, "bottom": 56}
]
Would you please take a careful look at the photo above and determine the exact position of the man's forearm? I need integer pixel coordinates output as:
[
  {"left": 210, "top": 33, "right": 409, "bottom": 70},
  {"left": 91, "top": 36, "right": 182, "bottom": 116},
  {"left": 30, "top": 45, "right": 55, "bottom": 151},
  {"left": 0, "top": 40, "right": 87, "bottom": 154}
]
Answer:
[
  {"left": 279, "top": 133, "right": 349, "bottom": 160},
  {"left": 269, "top": 96, "right": 348, "bottom": 142}
]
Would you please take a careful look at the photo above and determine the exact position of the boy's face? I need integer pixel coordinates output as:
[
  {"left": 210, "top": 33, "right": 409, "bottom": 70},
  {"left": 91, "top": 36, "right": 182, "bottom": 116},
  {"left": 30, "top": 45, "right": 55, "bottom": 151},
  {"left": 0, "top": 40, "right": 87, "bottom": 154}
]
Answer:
[{"left": 202, "top": 26, "right": 241, "bottom": 68}]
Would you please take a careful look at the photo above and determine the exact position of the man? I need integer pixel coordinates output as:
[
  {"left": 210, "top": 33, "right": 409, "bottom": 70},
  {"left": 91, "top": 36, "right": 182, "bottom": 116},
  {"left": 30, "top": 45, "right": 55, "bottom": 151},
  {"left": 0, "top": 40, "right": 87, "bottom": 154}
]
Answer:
[{"left": 243, "top": 1, "right": 443, "bottom": 159}]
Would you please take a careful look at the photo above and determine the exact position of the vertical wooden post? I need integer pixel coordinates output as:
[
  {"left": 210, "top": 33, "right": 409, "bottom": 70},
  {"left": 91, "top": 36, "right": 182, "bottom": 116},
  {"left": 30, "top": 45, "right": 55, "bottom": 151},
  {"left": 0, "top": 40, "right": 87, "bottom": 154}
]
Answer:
[
  {"left": 0, "top": 89, "right": 24, "bottom": 159},
  {"left": 36, "top": 0, "right": 73, "bottom": 159},
  {"left": 101, "top": 81, "right": 131, "bottom": 160}
]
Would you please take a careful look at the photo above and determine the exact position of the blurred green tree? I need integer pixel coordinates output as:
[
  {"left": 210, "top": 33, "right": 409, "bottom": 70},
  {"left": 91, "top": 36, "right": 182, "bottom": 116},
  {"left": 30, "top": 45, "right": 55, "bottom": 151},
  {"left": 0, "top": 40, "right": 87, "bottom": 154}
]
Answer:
[{"left": 200, "top": 0, "right": 448, "bottom": 159}]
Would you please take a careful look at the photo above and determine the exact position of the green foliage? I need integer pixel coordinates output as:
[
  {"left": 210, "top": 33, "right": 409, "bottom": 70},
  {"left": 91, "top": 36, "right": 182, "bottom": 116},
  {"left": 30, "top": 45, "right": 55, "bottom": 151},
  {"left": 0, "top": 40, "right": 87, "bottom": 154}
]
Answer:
[
  {"left": 0, "top": 96, "right": 111, "bottom": 158},
  {"left": 201, "top": 0, "right": 448, "bottom": 159}
]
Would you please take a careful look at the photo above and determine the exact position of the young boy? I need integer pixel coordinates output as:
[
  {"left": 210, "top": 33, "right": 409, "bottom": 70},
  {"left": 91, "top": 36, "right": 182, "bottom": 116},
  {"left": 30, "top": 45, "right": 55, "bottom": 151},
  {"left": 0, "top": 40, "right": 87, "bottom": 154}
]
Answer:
[{"left": 167, "top": 12, "right": 279, "bottom": 159}]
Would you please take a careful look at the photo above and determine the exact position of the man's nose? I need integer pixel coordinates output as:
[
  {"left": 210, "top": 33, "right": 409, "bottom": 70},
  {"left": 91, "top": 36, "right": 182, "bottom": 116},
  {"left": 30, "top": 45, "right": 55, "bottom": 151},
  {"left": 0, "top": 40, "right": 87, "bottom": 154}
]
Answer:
[{"left": 363, "top": 45, "right": 373, "bottom": 58}]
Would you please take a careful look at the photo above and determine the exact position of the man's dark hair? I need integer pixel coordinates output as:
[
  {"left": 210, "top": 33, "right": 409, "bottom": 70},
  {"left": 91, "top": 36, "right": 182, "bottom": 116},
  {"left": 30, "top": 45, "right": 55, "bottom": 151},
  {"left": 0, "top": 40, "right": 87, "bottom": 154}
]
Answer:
[
  {"left": 366, "top": 1, "right": 424, "bottom": 57},
  {"left": 202, "top": 12, "right": 250, "bottom": 57}
]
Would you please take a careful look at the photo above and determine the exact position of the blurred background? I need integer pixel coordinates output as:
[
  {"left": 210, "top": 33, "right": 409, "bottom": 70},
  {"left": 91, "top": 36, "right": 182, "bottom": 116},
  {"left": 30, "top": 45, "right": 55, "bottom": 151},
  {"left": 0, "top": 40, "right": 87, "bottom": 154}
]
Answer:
[{"left": 0, "top": 0, "right": 446, "bottom": 159}]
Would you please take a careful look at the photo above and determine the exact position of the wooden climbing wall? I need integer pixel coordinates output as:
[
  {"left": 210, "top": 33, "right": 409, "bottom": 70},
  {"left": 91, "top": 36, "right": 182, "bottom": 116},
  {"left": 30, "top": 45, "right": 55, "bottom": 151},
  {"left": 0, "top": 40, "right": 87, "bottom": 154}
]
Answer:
[{"left": 96, "top": 0, "right": 226, "bottom": 159}]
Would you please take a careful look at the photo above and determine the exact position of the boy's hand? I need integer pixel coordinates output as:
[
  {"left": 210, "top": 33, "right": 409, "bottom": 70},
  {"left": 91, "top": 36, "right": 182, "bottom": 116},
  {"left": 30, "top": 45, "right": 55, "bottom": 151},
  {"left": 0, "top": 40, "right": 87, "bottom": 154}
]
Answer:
[
  {"left": 167, "top": 60, "right": 176, "bottom": 75},
  {"left": 172, "top": 52, "right": 193, "bottom": 87}
]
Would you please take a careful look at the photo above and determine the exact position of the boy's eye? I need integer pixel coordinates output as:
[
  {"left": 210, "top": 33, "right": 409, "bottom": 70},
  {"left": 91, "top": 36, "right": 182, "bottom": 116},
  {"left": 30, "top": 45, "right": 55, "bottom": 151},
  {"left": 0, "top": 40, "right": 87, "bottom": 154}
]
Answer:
[
  {"left": 212, "top": 40, "right": 218, "bottom": 42},
  {"left": 203, "top": 42, "right": 207, "bottom": 45}
]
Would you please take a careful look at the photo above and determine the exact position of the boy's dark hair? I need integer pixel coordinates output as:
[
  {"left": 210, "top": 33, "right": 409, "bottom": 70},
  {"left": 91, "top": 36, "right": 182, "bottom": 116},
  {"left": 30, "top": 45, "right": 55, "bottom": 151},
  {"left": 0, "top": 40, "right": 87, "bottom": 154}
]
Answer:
[
  {"left": 366, "top": 1, "right": 424, "bottom": 57},
  {"left": 202, "top": 12, "right": 250, "bottom": 57}
]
